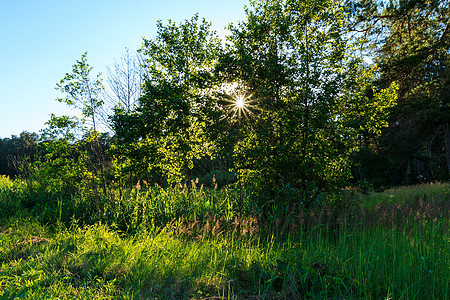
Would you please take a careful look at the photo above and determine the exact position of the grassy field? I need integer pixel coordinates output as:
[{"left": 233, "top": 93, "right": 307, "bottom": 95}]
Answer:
[{"left": 0, "top": 178, "right": 448, "bottom": 299}]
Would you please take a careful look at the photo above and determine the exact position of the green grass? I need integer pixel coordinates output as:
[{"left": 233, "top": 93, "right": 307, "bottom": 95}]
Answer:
[
  {"left": 1, "top": 218, "right": 447, "bottom": 299},
  {"left": 362, "top": 181, "right": 450, "bottom": 209},
  {"left": 0, "top": 178, "right": 449, "bottom": 299}
]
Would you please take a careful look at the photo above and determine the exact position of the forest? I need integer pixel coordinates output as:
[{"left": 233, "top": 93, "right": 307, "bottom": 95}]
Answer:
[{"left": 0, "top": 0, "right": 449, "bottom": 299}]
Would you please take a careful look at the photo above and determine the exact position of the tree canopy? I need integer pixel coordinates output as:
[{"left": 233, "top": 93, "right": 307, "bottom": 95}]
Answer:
[{"left": 2, "top": 0, "right": 447, "bottom": 206}]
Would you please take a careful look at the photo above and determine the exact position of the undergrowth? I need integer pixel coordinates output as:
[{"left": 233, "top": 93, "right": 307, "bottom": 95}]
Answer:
[{"left": 0, "top": 176, "right": 449, "bottom": 299}]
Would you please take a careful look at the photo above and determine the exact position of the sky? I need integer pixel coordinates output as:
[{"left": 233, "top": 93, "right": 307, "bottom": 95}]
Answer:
[{"left": 0, "top": 0, "right": 250, "bottom": 139}]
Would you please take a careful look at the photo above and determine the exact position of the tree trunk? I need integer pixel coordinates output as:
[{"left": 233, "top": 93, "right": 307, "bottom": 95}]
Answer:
[{"left": 444, "top": 123, "right": 450, "bottom": 176}]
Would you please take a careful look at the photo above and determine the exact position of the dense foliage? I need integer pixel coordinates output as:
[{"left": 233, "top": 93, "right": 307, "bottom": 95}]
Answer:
[
  {"left": 347, "top": 0, "right": 450, "bottom": 186},
  {"left": 0, "top": 0, "right": 447, "bottom": 203}
]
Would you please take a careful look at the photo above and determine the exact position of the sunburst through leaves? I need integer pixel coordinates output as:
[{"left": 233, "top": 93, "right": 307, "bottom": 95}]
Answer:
[{"left": 221, "top": 83, "right": 258, "bottom": 120}]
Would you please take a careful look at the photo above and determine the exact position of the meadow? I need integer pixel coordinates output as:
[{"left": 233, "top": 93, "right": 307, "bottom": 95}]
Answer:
[{"left": 0, "top": 176, "right": 448, "bottom": 299}]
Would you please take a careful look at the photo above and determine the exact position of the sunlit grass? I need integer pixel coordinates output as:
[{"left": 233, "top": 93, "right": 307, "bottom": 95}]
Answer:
[
  {"left": 0, "top": 218, "right": 448, "bottom": 299},
  {"left": 0, "top": 179, "right": 448, "bottom": 299}
]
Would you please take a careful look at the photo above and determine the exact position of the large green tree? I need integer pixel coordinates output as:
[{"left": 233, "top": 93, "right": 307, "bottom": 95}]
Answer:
[
  {"left": 111, "top": 15, "right": 223, "bottom": 185},
  {"left": 218, "top": 0, "right": 397, "bottom": 199},
  {"left": 110, "top": 1, "right": 399, "bottom": 197}
]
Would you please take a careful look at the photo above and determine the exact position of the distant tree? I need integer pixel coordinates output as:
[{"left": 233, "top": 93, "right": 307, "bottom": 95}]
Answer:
[
  {"left": 55, "top": 51, "right": 105, "bottom": 132},
  {"left": 0, "top": 132, "right": 40, "bottom": 178},
  {"left": 101, "top": 48, "right": 145, "bottom": 132}
]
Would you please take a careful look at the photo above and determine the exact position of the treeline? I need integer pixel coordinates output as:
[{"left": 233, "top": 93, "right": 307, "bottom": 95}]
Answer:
[
  {"left": 0, "top": 132, "right": 234, "bottom": 191},
  {"left": 0, "top": 132, "right": 40, "bottom": 178},
  {"left": 1, "top": 0, "right": 448, "bottom": 202}
]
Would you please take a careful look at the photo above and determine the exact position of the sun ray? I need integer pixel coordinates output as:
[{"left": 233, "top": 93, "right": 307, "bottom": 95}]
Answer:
[
  {"left": 218, "top": 82, "right": 259, "bottom": 121},
  {"left": 225, "top": 93, "right": 257, "bottom": 119}
]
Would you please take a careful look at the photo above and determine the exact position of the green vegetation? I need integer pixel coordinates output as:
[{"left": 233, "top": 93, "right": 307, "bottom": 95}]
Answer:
[
  {"left": 0, "top": 0, "right": 448, "bottom": 298},
  {"left": 1, "top": 176, "right": 448, "bottom": 299}
]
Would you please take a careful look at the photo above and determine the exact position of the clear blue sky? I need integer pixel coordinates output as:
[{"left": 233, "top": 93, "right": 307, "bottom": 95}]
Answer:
[{"left": 0, "top": 0, "right": 249, "bottom": 138}]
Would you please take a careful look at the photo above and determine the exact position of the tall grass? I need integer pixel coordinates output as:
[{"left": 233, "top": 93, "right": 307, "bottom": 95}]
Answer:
[
  {"left": 1, "top": 217, "right": 447, "bottom": 299},
  {"left": 0, "top": 177, "right": 449, "bottom": 299}
]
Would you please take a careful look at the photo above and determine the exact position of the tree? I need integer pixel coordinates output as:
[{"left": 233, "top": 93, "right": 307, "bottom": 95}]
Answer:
[
  {"left": 218, "top": 0, "right": 398, "bottom": 200},
  {"left": 0, "top": 132, "right": 40, "bottom": 178},
  {"left": 111, "top": 15, "right": 223, "bottom": 185},
  {"left": 41, "top": 52, "right": 110, "bottom": 197},
  {"left": 348, "top": 0, "right": 449, "bottom": 184},
  {"left": 105, "top": 48, "right": 144, "bottom": 111},
  {"left": 100, "top": 49, "right": 145, "bottom": 132},
  {"left": 56, "top": 52, "right": 104, "bottom": 132}
]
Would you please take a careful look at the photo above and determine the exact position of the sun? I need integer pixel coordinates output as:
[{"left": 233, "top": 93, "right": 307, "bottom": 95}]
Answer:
[
  {"left": 236, "top": 98, "right": 245, "bottom": 108},
  {"left": 219, "top": 82, "right": 258, "bottom": 120},
  {"left": 228, "top": 94, "right": 254, "bottom": 119}
]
